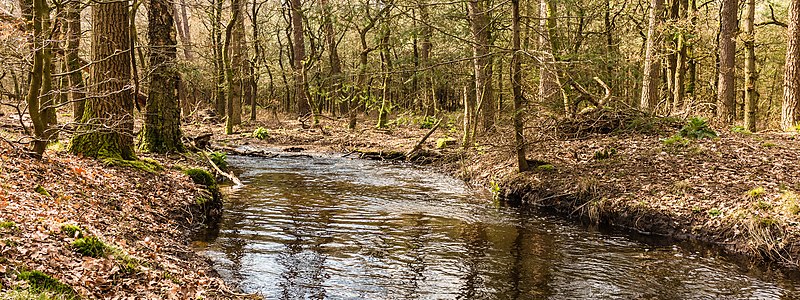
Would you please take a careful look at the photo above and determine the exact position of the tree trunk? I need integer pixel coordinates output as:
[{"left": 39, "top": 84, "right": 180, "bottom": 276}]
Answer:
[
  {"left": 782, "top": 0, "right": 800, "bottom": 130},
  {"left": 70, "top": 0, "right": 135, "bottom": 160},
  {"left": 65, "top": 0, "right": 85, "bottom": 123},
  {"left": 291, "top": 0, "right": 309, "bottom": 116},
  {"left": 224, "top": 7, "right": 237, "bottom": 135},
  {"left": 140, "top": 0, "right": 184, "bottom": 153},
  {"left": 229, "top": 0, "right": 245, "bottom": 125},
  {"left": 672, "top": 0, "right": 687, "bottom": 114},
  {"left": 174, "top": 0, "right": 193, "bottom": 60},
  {"left": 322, "top": 0, "right": 344, "bottom": 117},
  {"left": 377, "top": 24, "right": 392, "bottom": 129},
  {"left": 39, "top": 0, "right": 56, "bottom": 140},
  {"left": 468, "top": 0, "right": 493, "bottom": 134},
  {"left": 539, "top": 0, "right": 561, "bottom": 112},
  {"left": 212, "top": 0, "right": 225, "bottom": 116},
  {"left": 419, "top": 0, "right": 433, "bottom": 116},
  {"left": 22, "top": 0, "right": 47, "bottom": 156},
  {"left": 743, "top": 0, "right": 757, "bottom": 131},
  {"left": 716, "top": 0, "right": 737, "bottom": 123},
  {"left": 511, "top": 0, "right": 529, "bottom": 172},
  {"left": 640, "top": 0, "right": 663, "bottom": 111}
]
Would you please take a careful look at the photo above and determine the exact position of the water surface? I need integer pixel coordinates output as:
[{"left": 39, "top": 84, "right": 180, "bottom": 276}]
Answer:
[{"left": 194, "top": 155, "right": 800, "bottom": 299}]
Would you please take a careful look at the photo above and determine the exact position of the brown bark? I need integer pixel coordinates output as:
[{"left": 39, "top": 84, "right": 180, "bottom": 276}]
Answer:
[
  {"left": 716, "top": 0, "right": 737, "bottom": 123},
  {"left": 140, "top": 0, "right": 184, "bottom": 152},
  {"left": 782, "top": 0, "right": 800, "bottom": 130},
  {"left": 744, "top": 0, "right": 757, "bottom": 131},
  {"left": 65, "top": 0, "right": 85, "bottom": 122},
  {"left": 640, "top": 0, "right": 663, "bottom": 111},
  {"left": 290, "top": 0, "right": 309, "bottom": 116},
  {"left": 70, "top": 0, "right": 135, "bottom": 160},
  {"left": 511, "top": 0, "right": 529, "bottom": 172},
  {"left": 212, "top": 0, "right": 225, "bottom": 116},
  {"left": 539, "top": 0, "right": 560, "bottom": 112},
  {"left": 229, "top": 0, "right": 245, "bottom": 125},
  {"left": 467, "top": 0, "right": 494, "bottom": 134}
]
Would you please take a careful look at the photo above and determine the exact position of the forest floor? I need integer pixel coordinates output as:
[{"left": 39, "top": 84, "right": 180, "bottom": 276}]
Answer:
[
  {"left": 190, "top": 108, "right": 800, "bottom": 270},
  {"left": 0, "top": 117, "right": 251, "bottom": 298},
  {"left": 3, "top": 106, "right": 800, "bottom": 298}
]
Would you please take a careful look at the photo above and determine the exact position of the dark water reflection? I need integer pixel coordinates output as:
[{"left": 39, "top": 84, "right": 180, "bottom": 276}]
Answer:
[{"left": 194, "top": 155, "right": 800, "bottom": 299}]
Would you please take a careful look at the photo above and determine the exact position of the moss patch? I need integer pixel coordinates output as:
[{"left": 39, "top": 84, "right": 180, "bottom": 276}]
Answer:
[
  {"left": 59, "top": 224, "right": 83, "bottom": 238},
  {"left": 34, "top": 185, "right": 51, "bottom": 197},
  {"left": 16, "top": 270, "right": 79, "bottom": 299},
  {"left": 0, "top": 220, "right": 16, "bottom": 230},
  {"left": 71, "top": 236, "right": 108, "bottom": 258},
  {"left": 102, "top": 157, "right": 163, "bottom": 174}
]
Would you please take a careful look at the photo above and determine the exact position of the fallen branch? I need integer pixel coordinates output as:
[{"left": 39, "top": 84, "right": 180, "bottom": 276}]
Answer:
[
  {"left": 201, "top": 150, "right": 243, "bottom": 187},
  {"left": 405, "top": 116, "right": 444, "bottom": 160}
]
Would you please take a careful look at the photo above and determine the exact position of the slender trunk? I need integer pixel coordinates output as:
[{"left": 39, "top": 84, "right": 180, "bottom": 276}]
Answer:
[
  {"left": 224, "top": 9, "right": 237, "bottom": 134},
  {"left": 40, "top": 0, "right": 56, "bottom": 140},
  {"left": 782, "top": 0, "right": 800, "bottom": 130},
  {"left": 419, "top": 0, "right": 433, "bottom": 116},
  {"left": 511, "top": 0, "right": 529, "bottom": 172},
  {"left": 539, "top": 0, "right": 560, "bottom": 112},
  {"left": 291, "top": 0, "right": 309, "bottom": 116},
  {"left": 640, "top": 0, "right": 663, "bottom": 111},
  {"left": 23, "top": 0, "right": 47, "bottom": 156},
  {"left": 672, "top": 0, "right": 687, "bottom": 114},
  {"left": 213, "top": 0, "right": 225, "bottom": 116},
  {"left": 322, "top": 0, "right": 344, "bottom": 117},
  {"left": 64, "top": 0, "right": 86, "bottom": 122},
  {"left": 377, "top": 24, "right": 391, "bottom": 129},
  {"left": 716, "top": 0, "right": 737, "bottom": 123},
  {"left": 744, "top": 0, "right": 757, "bottom": 131}
]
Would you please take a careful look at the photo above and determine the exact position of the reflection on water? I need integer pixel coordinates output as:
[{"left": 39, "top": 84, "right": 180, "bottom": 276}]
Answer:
[{"left": 194, "top": 155, "right": 800, "bottom": 299}]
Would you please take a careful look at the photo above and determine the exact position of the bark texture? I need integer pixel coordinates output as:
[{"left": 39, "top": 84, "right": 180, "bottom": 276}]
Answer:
[
  {"left": 140, "top": 0, "right": 184, "bottom": 153},
  {"left": 783, "top": 0, "right": 800, "bottom": 130},
  {"left": 70, "top": 0, "right": 135, "bottom": 160},
  {"left": 716, "top": 0, "right": 737, "bottom": 123},
  {"left": 640, "top": 0, "right": 663, "bottom": 111}
]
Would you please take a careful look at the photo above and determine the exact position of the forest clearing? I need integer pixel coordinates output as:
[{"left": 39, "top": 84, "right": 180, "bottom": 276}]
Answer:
[{"left": 3, "top": 0, "right": 800, "bottom": 296}]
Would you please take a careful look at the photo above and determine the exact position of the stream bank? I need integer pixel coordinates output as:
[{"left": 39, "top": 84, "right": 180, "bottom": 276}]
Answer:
[{"left": 191, "top": 112, "right": 800, "bottom": 270}]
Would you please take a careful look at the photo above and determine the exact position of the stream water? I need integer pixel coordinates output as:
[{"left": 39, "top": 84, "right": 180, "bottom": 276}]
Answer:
[{"left": 193, "top": 154, "right": 800, "bottom": 299}]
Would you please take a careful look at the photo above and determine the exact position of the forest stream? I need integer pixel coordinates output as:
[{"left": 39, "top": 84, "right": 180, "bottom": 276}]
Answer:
[{"left": 193, "top": 154, "right": 800, "bottom": 299}]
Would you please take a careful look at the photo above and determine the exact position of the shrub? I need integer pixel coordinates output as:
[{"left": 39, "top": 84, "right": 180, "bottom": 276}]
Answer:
[
  {"left": 593, "top": 148, "right": 617, "bottom": 160},
  {"left": 71, "top": 236, "right": 108, "bottom": 258},
  {"left": 252, "top": 127, "right": 269, "bottom": 140},
  {"left": 679, "top": 117, "right": 717, "bottom": 139},
  {"left": 209, "top": 152, "right": 228, "bottom": 171},
  {"left": 419, "top": 116, "right": 438, "bottom": 129}
]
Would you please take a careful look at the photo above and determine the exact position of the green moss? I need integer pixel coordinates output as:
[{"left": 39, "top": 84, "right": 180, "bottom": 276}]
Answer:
[
  {"left": 537, "top": 164, "right": 555, "bottom": 171},
  {"left": 662, "top": 135, "right": 690, "bottom": 147},
  {"left": 184, "top": 168, "right": 216, "bottom": 188},
  {"left": 762, "top": 142, "right": 777, "bottom": 148},
  {"left": 46, "top": 141, "right": 66, "bottom": 153},
  {"left": 102, "top": 157, "right": 163, "bottom": 174},
  {"left": 109, "top": 247, "right": 141, "bottom": 273},
  {"left": 0, "top": 221, "right": 16, "bottom": 230},
  {"left": 731, "top": 125, "right": 752, "bottom": 135},
  {"left": 746, "top": 187, "right": 766, "bottom": 199},
  {"left": 753, "top": 200, "right": 773, "bottom": 211},
  {"left": 59, "top": 224, "right": 82, "bottom": 238},
  {"left": 34, "top": 185, "right": 51, "bottom": 197},
  {"left": 16, "top": 270, "right": 78, "bottom": 299},
  {"left": 71, "top": 236, "right": 108, "bottom": 258},
  {"left": 707, "top": 208, "right": 722, "bottom": 217},
  {"left": 435, "top": 138, "right": 457, "bottom": 149}
]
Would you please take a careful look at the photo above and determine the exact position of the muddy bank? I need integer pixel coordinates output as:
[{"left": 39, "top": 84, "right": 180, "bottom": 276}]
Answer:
[
  {"left": 194, "top": 114, "right": 800, "bottom": 269},
  {"left": 0, "top": 142, "right": 246, "bottom": 299}
]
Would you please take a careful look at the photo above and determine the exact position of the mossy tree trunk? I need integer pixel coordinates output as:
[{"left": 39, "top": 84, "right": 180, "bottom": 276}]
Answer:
[
  {"left": 70, "top": 0, "right": 135, "bottom": 160},
  {"left": 140, "top": 0, "right": 184, "bottom": 153}
]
